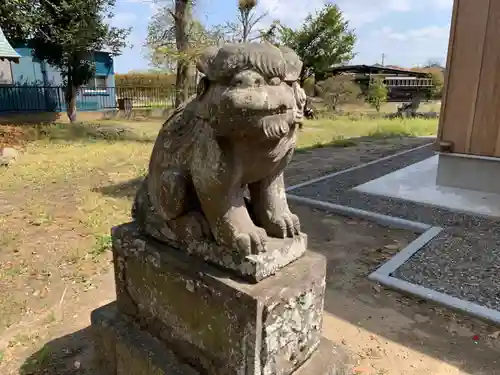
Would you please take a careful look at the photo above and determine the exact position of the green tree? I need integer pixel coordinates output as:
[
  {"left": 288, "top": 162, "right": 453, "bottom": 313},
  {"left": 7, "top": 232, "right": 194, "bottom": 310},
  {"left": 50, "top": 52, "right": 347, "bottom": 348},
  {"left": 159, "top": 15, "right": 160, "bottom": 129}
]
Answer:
[
  {"left": 278, "top": 4, "right": 356, "bottom": 84},
  {"left": 428, "top": 70, "right": 444, "bottom": 99},
  {"left": 411, "top": 65, "right": 445, "bottom": 99},
  {"left": 22, "top": 0, "right": 130, "bottom": 122},
  {"left": 0, "top": 0, "right": 39, "bottom": 44},
  {"left": 367, "top": 77, "right": 388, "bottom": 112}
]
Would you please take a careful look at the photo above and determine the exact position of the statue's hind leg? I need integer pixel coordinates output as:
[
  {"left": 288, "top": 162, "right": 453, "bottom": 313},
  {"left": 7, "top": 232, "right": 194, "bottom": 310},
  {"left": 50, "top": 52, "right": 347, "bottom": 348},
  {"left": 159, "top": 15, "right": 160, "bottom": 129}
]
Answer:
[
  {"left": 153, "top": 169, "right": 212, "bottom": 242},
  {"left": 132, "top": 175, "right": 177, "bottom": 241}
]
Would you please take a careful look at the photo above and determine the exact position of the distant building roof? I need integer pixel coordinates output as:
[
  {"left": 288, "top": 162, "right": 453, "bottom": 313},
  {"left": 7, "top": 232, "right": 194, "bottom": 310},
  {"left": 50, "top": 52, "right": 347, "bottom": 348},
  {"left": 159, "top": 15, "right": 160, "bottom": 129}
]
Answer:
[
  {"left": 0, "top": 27, "right": 20, "bottom": 62},
  {"left": 327, "top": 64, "right": 429, "bottom": 77}
]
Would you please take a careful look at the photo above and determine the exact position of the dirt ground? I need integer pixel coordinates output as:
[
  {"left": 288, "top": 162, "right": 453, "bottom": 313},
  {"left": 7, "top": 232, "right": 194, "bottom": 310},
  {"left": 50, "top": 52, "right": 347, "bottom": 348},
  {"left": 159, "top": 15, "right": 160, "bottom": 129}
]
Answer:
[
  {"left": 2, "top": 123, "right": 498, "bottom": 375},
  {"left": 295, "top": 204, "right": 500, "bottom": 375},
  {"left": 4, "top": 206, "right": 500, "bottom": 375}
]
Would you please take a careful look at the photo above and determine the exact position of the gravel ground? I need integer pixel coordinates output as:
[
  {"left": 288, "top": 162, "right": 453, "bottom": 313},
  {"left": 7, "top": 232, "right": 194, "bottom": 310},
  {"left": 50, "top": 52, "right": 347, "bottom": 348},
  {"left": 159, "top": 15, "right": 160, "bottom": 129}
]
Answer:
[
  {"left": 392, "top": 228, "right": 500, "bottom": 311},
  {"left": 292, "top": 144, "right": 500, "bottom": 311},
  {"left": 285, "top": 136, "right": 433, "bottom": 187}
]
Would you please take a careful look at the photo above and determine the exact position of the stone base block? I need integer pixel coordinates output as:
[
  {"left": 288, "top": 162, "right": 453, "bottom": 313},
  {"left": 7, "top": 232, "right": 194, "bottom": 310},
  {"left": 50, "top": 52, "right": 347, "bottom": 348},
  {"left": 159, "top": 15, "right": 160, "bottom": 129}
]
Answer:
[
  {"left": 91, "top": 302, "right": 198, "bottom": 375},
  {"left": 112, "top": 222, "right": 327, "bottom": 375},
  {"left": 91, "top": 302, "right": 350, "bottom": 375}
]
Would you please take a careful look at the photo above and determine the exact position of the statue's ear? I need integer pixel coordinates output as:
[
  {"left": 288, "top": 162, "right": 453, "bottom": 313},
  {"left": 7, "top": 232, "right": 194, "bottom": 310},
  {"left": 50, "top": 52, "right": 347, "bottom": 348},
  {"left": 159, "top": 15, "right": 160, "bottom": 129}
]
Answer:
[
  {"left": 278, "top": 46, "right": 303, "bottom": 83},
  {"left": 196, "top": 46, "right": 219, "bottom": 80}
]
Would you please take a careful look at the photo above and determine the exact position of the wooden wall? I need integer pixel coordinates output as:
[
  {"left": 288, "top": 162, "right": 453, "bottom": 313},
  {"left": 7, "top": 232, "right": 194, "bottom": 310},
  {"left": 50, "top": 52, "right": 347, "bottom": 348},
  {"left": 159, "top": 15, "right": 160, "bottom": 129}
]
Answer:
[{"left": 438, "top": 0, "right": 500, "bottom": 157}]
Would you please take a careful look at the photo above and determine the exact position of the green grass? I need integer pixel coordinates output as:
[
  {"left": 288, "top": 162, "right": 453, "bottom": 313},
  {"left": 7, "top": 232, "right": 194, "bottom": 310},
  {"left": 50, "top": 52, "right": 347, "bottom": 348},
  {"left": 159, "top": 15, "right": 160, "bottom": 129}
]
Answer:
[
  {"left": 297, "top": 116, "right": 437, "bottom": 150},
  {"left": 333, "top": 100, "right": 441, "bottom": 114},
  {"left": 91, "top": 234, "right": 113, "bottom": 257}
]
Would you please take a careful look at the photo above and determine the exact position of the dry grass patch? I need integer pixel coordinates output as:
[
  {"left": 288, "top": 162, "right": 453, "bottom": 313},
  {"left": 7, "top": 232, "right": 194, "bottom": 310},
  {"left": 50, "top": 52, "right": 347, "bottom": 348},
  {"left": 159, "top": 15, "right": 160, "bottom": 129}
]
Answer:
[{"left": 0, "top": 121, "right": 158, "bottom": 335}]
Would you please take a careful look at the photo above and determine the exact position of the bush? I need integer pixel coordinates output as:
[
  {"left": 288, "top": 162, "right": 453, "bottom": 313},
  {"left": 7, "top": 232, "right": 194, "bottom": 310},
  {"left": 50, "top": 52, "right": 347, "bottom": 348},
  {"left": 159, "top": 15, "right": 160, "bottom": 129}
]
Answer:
[
  {"left": 316, "top": 75, "right": 363, "bottom": 111},
  {"left": 302, "top": 77, "right": 316, "bottom": 97},
  {"left": 366, "top": 77, "right": 388, "bottom": 112}
]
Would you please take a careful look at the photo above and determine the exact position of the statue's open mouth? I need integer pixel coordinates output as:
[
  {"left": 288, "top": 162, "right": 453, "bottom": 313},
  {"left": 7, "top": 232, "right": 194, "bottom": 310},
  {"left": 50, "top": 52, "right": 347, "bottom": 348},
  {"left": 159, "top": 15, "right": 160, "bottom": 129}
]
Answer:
[{"left": 260, "top": 112, "right": 294, "bottom": 139}]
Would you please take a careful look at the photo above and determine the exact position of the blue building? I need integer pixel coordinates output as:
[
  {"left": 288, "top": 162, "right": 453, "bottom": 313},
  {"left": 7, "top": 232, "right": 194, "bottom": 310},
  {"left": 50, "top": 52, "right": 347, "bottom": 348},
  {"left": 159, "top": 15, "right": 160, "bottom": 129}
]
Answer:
[{"left": 0, "top": 46, "right": 117, "bottom": 113}]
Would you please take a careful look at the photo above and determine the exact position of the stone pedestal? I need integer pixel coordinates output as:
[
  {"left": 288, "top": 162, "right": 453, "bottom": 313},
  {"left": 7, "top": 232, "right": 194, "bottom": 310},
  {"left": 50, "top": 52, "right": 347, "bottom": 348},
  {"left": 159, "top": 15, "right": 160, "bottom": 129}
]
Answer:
[{"left": 91, "top": 222, "right": 349, "bottom": 374}]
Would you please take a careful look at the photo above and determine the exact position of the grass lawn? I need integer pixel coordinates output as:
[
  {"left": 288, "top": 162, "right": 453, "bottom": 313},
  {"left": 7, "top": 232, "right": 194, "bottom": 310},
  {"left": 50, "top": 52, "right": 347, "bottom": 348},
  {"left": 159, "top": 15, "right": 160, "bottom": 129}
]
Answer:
[
  {"left": 0, "top": 115, "right": 438, "bottom": 368},
  {"left": 339, "top": 100, "right": 441, "bottom": 114},
  {"left": 300, "top": 117, "right": 437, "bottom": 149}
]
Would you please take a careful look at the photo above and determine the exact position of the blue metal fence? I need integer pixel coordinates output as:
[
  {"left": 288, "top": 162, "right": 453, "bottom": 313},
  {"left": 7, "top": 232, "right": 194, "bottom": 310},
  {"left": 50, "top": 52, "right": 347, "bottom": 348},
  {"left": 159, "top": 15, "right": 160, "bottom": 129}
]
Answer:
[{"left": 0, "top": 85, "right": 182, "bottom": 113}]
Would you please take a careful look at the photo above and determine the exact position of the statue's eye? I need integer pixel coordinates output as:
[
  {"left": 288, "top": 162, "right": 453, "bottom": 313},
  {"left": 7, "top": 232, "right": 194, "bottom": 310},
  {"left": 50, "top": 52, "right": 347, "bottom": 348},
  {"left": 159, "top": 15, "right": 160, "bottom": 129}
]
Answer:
[
  {"left": 269, "top": 77, "right": 281, "bottom": 86},
  {"left": 231, "top": 71, "right": 265, "bottom": 87}
]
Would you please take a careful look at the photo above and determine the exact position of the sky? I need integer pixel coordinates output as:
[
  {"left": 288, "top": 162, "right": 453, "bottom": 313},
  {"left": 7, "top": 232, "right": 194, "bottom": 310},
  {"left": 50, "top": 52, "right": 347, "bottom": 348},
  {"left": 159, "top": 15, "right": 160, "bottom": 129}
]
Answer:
[{"left": 110, "top": 0, "right": 454, "bottom": 73}]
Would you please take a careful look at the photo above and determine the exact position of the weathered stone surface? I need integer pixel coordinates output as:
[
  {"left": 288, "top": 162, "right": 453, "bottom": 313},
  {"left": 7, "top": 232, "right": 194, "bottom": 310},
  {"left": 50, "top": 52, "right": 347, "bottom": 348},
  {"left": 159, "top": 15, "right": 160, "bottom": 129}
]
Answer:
[
  {"left": 131, "top": 42, "right": 308, "bottom": 273},
  {"left": 129, "top": 221, "right": 306, "bottom": 282},
  {"left": 112, "top": 222, "right": 326, "bottom": 375},
  {"left": 91, "top": 302, "right": 199, "bottom": 375},
  {"left": 92, "top": 303, "right": 350, "bottom": 375}
]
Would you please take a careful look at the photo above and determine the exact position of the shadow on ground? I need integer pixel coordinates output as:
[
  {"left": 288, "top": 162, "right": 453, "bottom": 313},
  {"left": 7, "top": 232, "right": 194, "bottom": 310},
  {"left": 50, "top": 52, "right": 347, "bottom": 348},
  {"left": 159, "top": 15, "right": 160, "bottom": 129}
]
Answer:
[
  {"left": 19, "top": 327, "right": 96, "bottom": 375},
  {"left": 93, "top": 176, "right": 144, "bottom": 198}
]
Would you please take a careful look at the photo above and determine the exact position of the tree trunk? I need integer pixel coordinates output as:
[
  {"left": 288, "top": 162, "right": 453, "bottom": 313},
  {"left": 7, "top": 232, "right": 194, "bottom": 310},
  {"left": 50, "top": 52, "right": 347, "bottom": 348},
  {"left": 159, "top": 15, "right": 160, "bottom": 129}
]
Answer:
[
  {"left": 242, "top": 12, "right": 249, "bottom": 42},
  {"left": 174, "top": 0, "right": 190, "bottom": 108},
  {"left": 65, "top": 74, "right": 78, "bottom": 123}
]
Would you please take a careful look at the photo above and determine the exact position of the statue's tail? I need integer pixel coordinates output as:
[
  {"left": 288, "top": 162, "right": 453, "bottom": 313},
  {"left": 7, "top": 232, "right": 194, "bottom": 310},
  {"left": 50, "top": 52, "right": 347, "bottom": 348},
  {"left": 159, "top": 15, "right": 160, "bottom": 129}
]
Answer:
[{"left": 131, "top": 176, "right": 149, "bottom": 222}]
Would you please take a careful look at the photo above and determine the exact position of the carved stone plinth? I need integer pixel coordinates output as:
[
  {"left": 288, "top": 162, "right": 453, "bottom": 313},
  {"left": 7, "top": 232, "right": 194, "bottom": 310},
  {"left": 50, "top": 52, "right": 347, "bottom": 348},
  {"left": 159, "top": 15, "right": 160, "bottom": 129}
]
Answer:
[
  {"left": 164, "top": 226, "right": 308, "bottom": 283},
  {"left": 91, "top": 303, "right": 199, "bottom": 375},
  {"left": 91, "top": 222, "right": 350, "bottom": 374}
]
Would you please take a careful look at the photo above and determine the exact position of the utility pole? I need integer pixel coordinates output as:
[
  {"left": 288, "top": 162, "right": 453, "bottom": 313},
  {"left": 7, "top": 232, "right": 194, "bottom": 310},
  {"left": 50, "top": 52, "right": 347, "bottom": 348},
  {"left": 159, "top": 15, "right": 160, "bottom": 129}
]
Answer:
[{"left": 381, "top": 53, "right": 386, "bottom": 66}]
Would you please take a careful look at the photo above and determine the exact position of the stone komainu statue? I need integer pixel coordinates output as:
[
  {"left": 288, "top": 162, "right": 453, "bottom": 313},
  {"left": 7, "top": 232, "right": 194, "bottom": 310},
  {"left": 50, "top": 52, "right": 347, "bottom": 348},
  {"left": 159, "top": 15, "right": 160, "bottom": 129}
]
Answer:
[{"left": 132, "top": 43, "right": 307, "bottom": 256}]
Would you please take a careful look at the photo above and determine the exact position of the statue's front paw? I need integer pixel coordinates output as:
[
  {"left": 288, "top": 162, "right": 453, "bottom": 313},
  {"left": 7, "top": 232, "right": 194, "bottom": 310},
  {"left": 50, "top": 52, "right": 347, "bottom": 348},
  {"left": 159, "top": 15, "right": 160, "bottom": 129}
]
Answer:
[
  {"left": 234, "top": 226, "right": 268, "bottom": 255},
  {"left": 261, "top": 211, "right": 300, "bottom": 239}
]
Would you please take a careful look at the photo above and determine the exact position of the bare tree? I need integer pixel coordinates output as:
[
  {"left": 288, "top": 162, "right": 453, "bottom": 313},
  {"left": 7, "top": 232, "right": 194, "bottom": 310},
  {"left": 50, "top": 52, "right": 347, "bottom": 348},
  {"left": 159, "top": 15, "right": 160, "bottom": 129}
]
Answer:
[
  {"left": 237, "top": 0, "right": 267, "bottom": 42},
  {"left": 173, "top": 0, "right": 191, "bottom": 107},
  {"left": 424, "top": 58, "right": 444, "bottom": 68},
  {"left": 148, "top": 0, "right": 227, "bottom": 104}
]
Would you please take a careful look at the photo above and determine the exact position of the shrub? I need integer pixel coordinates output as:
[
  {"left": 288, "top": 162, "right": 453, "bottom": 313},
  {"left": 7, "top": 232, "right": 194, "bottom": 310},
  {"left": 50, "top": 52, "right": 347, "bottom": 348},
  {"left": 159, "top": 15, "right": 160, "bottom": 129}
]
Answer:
[
  {"left": 316, "top": 75, "right": 363, "bottom": 111},
  {"left": 366, "top": 77, "right": 388, "bottom": 112}
]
